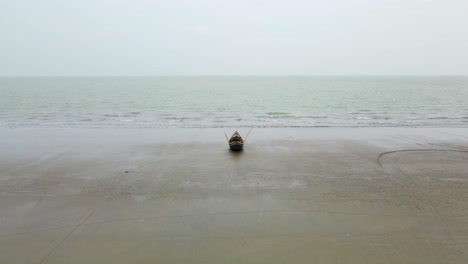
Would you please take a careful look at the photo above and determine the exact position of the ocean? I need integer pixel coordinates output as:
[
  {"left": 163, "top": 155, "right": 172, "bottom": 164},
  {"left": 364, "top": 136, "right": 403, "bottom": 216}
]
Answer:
[{"left": 1, "top": 76, "right": 467, "bottom": 128}]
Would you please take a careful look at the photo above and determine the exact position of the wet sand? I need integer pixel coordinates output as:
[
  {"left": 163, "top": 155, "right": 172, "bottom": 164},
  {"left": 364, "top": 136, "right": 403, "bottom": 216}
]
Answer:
[{"left": 1, "top": 127, "right": 468, "bottom": 263}]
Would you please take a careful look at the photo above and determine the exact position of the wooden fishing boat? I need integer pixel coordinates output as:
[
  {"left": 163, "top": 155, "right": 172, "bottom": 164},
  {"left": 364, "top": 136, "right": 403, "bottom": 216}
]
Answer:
[{"left": 228, "top": 131, "right": 244, "bottom": 151}]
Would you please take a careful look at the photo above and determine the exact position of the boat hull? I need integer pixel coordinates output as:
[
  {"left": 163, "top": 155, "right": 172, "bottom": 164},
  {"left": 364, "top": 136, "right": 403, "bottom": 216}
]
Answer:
[
  {"left": 228, "top": 131, "right": 244, "bottom": 151},
  {"left": 229, "top": 142, "right": 244, "bottom": 151}
]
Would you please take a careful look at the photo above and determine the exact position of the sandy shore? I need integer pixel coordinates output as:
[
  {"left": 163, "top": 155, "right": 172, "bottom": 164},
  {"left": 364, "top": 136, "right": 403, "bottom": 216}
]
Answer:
[{"left": 1, "top": 127, "right": 468, "bottom": 263}]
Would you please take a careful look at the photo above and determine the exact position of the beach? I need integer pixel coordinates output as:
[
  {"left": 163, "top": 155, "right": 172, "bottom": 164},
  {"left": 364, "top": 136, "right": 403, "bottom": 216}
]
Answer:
[{"left": 1, "top": 127, "right": 467, "bottom": 263}]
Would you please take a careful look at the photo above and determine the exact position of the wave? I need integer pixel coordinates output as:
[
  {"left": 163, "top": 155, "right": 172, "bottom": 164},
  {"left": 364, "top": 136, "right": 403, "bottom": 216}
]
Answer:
[
  {"left": 266, "top": 112, "right": 289, "bottom": 116},
  {"left": 3, "top": 122, "right": 468, "bottom": 129},
  {"left": 428, "top": 117, "right": 449, "bottom": 120},
  {"left": 4, "top": 113, "right": 468, "bottom": 129}
]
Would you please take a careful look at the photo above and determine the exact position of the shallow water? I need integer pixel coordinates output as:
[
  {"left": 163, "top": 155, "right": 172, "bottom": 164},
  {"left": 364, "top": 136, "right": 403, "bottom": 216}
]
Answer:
[{"left": 1, "top": 76, "right": 467, "bottom": 128}]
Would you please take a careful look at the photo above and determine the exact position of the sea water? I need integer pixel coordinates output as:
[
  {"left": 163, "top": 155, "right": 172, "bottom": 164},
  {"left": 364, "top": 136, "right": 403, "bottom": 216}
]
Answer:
[{"left": 1, "top": 76, "right": 467, "bottom": 128}]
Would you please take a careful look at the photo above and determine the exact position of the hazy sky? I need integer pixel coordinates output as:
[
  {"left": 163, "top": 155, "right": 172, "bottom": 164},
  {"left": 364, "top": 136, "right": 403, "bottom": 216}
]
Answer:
[{"left": 1, "top": 0, "right": 467, "bottom": 76}]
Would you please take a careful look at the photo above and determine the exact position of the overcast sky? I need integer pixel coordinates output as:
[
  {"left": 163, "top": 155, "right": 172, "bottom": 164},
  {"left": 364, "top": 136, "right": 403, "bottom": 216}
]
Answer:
[{"left": 1, "top": 0, "right": 467, "bottom": 76}]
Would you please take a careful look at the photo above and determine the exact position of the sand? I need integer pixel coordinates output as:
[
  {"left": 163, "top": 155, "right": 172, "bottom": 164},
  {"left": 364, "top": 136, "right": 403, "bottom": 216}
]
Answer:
[{"left": 1, "top": 127, "right": 468, "bottom": 263}]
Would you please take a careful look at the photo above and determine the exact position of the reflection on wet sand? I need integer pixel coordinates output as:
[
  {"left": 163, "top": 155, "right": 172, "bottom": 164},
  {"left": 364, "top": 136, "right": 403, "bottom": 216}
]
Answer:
[{"left": 1, "top": 128, "right": 467, "bottom": 264}]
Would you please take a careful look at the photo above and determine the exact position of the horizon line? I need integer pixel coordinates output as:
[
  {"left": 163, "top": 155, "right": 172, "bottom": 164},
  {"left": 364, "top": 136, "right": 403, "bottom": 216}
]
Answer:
[{"left": 1, "top": 74, "right": 468, "bottom": 78}]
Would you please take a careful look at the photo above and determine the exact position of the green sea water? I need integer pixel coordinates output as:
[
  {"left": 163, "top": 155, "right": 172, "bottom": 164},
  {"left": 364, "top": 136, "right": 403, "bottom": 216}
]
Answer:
[{"left": 1, "top": 76, "right": 467, "bottom": 128}]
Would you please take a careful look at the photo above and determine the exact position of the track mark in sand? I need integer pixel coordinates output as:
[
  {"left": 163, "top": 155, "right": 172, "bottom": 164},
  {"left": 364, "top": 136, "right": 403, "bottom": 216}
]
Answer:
[
  {"left": 377, "top": 149, "right": 468, "bottom": 168},
  {"left": 39, "top": 208, "right": 96, "bottom": 264},
  {"left": 377, "top": 148, "right": 468, "bottom": 264},
  {"left": 38, "top": 135, "right": 201, "bottom": 262},
  {"left": 37, "top": 168, "right": 130, "bottom": 263}
]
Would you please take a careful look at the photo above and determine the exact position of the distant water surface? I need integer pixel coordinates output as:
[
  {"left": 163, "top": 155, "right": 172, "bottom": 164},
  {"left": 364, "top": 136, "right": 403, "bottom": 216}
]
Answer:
[{"left": 1, "top": 76, "right": 467, "bottom": 128}]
